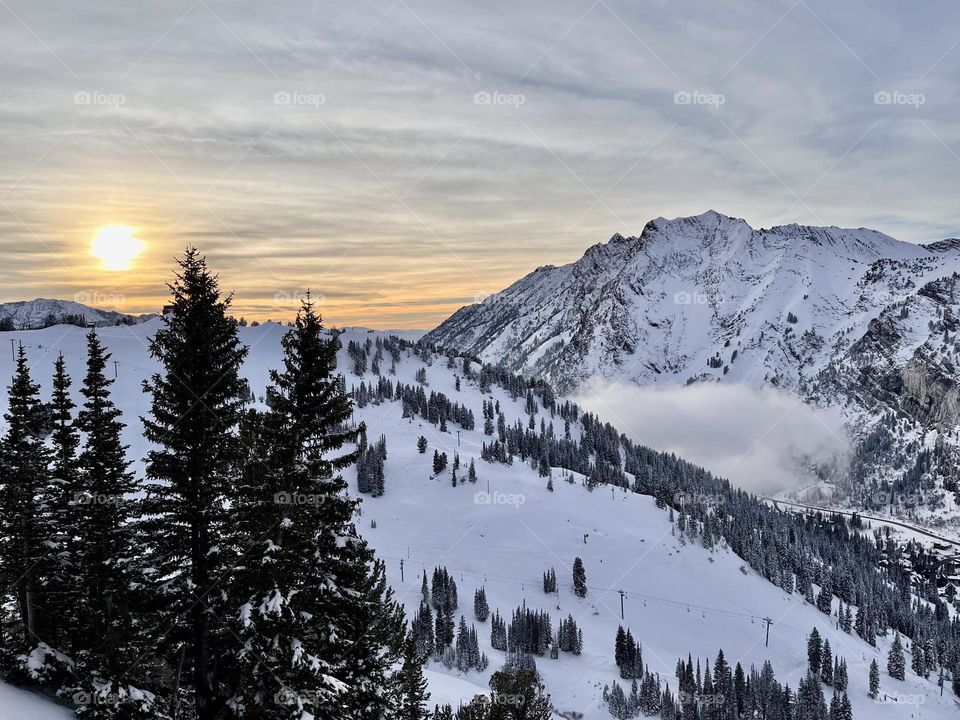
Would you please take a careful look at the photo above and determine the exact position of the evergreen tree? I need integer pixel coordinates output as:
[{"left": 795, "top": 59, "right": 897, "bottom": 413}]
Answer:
[
  {"left": 819, "top": 639, "right": 832, "bottom": 685},
  {"left": 73, "top": 330, "right": 142, "bottom": 686},
  {"left": 816, "top": 578, "right": 832, "bottom": 614},
  {"left": 836, "top": 691, "right": 852, "bottom": 720},
  {"left": 807, "top": 628, "right": 822, "bottom": 675},
  {"left": 140, "top": 249, "right": 249, "bottom": 718},
  {"left": 572, "top": 557, "right": 587, "bottom": 598},
  {"left": 417, "top": 436, "right": 428, "bottom": 454},
  {"left": 834, "top": 658, "right": 847, "bottom": 692},
  {"left": 46, "top": 354, "right": 81, "bottom": 652},
  {"left": 910, "top": 633, "right": 928, "bottom": 678},
  {"left": 474, "top": 587, "right": 489, "bottom": 622},
  {"left": 0, "top": 346, "right": 55, "bottom": 654},
  {"left": 396, "top": 633, "right": 431, "bottom": 720},
  {"left": 542, "top": 568, "right": 556, "bottom": 594},
  {"left": 537, "top": 455, "right": 550, "bottom": 478},
  {"left": 868, "top": 659, "right": 880, "bottom": 698},
  {"left": 796, "top": 672, "right": 826, "bottom": 720},
  {"left": 887, "top": 632, "right": 905, "bottom": 680},
  {"left": 490, "top": 611, "right": 507, "bottom": 651},
  {"left": 412, "top": 602, "right": 435, "bottom": 659},
  {"left": 227, "top": 292, "right": 405, "bottom": 719}
]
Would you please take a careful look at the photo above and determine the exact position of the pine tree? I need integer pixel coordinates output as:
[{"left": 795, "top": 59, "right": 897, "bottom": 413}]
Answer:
[
  {"left": 910, "top": 633, "right": 928, "bottom": 678},
  {"left": 417, "top": 436, "right": 428, "bottom": 454},
  {"left": 607, "top": 681, "right": 627, "bottom": 719},
  {"left": 816, "top": 578, "right": 832, "bottom": 614},
  {"left": 868, "top": 659, "right": 880, "bottom": 698},
  {"left": 887, "top": 632, "right": 905, "bottom": 680},
  {"left": 432, "top": 450, "right": 448, "bottom": 475},
  {"left": 572, "top": 557, "right": 587, "bottom": 597},
  {"left": 614, "top": 627, "right": 627, "bottom": 675},
  {"left": 542, "top": 568, "right": 556, "bottom": 594},
  {"left": 837, "top": 691, "right": 852, "bottom": 720},
  {"left": 412, "top": 602, "right": 435, "bottom": 659},
  {"left": 46, "top": 354, "right": 81, "bottom": 652},
  {"left": 819, "top": 639, "right": 832, "bottom": 685},
  {"left": 73, "top": 330, "right": 141, "bottom": 683},
  {"left": 0, "top": 345, "right": 55, "bottom": 654},
  {"left": 227, "top": 292, "right": 405, "bottom": 719},
  {"left": 538, "top": 455, "right": 550, "bottom": 478},
  {"left": 474, "top": 587, "right": 489, "bottom": 622},
  {"left": 796, "top": 672, "right": 826, "bottom": 720},
  {"left": 807, "top": 627, "right": 822, "bottom": 675},
  {"left": 456, "top": 616, "right": 471, "bottom": 672},
  {"left": 834, "top": 658, "right": 847, "bottom": 692},
  {"left": 140, "top": 249, "right": 249, "bottom": 718},
  {"left": 396, "top": 633, "right": 431, "bottom": 720},
  {"left": 490, "top": 611, "right": 507, "bottom": 651}
]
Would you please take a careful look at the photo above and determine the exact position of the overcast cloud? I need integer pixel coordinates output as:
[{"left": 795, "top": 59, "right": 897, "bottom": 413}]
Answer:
[{"left": 2, "top": 0, "right": 960, "bottom": 326}]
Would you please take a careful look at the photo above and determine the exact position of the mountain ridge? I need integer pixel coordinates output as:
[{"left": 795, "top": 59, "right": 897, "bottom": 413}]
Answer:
[
  {"left": 0, "top": 298, "right": 151, "bottom": 330},
  {"left": 424, "top": 211, "right": 960, "bottom": 523}
]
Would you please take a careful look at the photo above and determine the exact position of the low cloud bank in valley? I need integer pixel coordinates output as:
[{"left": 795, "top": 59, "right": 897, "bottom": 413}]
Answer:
[{"left": 574, "top": 380, "right": 849, "bottom": 496}]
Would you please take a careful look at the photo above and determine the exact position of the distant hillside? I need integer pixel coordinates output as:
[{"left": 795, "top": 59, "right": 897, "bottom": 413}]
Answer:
[{"left": 0, "top": 298, "right": 150, "bottom": 331}]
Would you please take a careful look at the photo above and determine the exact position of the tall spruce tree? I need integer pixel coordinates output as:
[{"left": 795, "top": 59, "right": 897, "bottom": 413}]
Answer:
[
  {"left": 806, "top": 628, "right": 822, "bottom": 675},
  {"left": 47, "top": 354, "right": 81, "bottom": 652},
  {"left": 73, "top": 330, "right": 148, "bottom": 712},
  {"left": 227, "top": 294, "right": 406, "bottom": 719},
  {"left": 140, "top": 248, "right": 250, "bottom": 718},
  {"left": 572, "top": 557, "right": 587, "bottom": 598},
  {"left": 0, "top": 346, "right": 55, "bottom": 655},
  {"left": 887, "top": 632, "right": 905, "bottom": 681},
  {"left": 795, "top": 671, "right": 826, "bottom": 720},
  {"left": 396, "top": 633, "right": 431, "bottom": 720}
]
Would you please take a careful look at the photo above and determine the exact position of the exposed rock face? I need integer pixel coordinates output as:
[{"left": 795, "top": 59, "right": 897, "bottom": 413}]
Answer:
[{"left": 900, "top": 355, "right": 960, "bottom": 428}]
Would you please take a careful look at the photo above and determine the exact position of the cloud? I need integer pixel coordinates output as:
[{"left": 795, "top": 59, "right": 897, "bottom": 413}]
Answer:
[
  {"left": 3, "top": 0, "right": 960, "bottom": 326},
  {"left": 574, "top": 379, "right": 849, "bottom": 495}
]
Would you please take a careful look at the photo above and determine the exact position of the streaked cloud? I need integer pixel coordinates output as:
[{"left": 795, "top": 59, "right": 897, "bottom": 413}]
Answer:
[{"left": 2, "top": 0, "right": 960, "bottom": 327}]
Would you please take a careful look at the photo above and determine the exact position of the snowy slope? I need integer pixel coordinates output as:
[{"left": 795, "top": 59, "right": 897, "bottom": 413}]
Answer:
[
  {"left": 0, "top": 683, "right": 72, "bottom": 720},
  {"left": 0, "top": 321, "right": 955, "bottom": 718}
]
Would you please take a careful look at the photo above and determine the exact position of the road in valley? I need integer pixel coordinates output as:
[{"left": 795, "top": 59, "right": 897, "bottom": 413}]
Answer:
[{"left": 762, "top": 496, "right": 960, "bottom": 549}]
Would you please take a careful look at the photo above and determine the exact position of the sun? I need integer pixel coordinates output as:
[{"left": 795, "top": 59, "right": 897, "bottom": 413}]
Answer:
[{"left": 91, "top": 225, "right": 144, "bottom": 271}]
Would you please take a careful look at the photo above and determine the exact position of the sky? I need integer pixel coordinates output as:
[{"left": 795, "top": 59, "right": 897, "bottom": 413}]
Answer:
[{"left": 2, "top": 0, "right": 960, "bottom": 328}]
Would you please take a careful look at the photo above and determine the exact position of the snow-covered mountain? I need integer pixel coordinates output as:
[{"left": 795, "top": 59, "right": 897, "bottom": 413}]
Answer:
[
  {"left": 0, "top": 298, "right": 149, "bottom": 330},
  {"left": 0, "top": 320, "right": 956, "bottom": 718},
  {"left": 424, "top": 211, "right": 960, "bottom": 524},
  {"left": 424, "top": 211, "right": 957, "bottom": 393}
]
